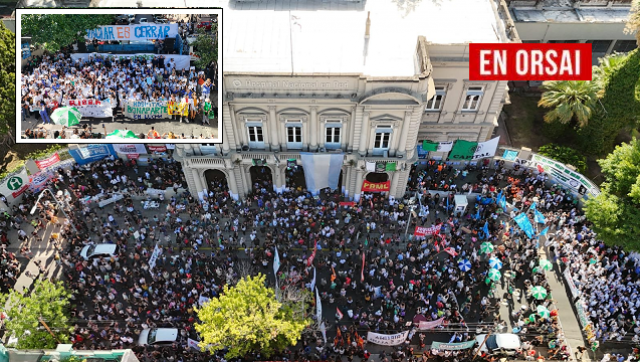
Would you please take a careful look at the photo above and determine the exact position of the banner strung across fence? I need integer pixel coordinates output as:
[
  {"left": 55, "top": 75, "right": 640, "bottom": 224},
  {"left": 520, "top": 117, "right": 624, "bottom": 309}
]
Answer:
[
  {"left": 431, "top": 340, "right": 476, "bottom": 350},
  {"left": 64, "top": 98, "right": 113, "bottom": 118},
  {"left": 447, "top": 137, "right": 500, "bottom": 161},
  {"left": 113, "top": 144, "right": 148, "bottom": 155},
  {"left": 366, "top": 331, "right": 410, "bottom": 346},
  {"left": 564, "top": 268, "right": 581, "bottom": 300},
  {"left": 125, "top": 101, "right": 170, "bottom": 120},
  {"left": 70, "top": 145, "right": 116, "bottom": 165},
  {"left": 35, "top": 153, "right": 60, "bottom": 170},
  {"left": 70, "top": 53, "right": 191, "bottom": 70},
  {"left": 85, "top": 23, "right": 179, "bottom": 41}
]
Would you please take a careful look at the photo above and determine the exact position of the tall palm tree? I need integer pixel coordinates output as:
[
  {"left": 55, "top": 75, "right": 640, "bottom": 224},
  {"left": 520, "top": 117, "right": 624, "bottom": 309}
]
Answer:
[
  {"left": 538, "top": 80, "right": 598, "bottom": 128},
  {"left": 624, "top": 0, "right": 640, "bottom": 46}
]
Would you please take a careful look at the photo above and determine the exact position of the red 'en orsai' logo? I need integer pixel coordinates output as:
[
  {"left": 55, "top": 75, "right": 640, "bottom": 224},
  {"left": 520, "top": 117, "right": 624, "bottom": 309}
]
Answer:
[{"left": 469, "top": 43, "right": 592, "bottom": 81}]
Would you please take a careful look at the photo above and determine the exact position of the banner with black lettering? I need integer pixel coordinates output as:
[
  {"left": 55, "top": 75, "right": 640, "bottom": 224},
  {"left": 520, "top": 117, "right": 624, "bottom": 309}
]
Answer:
[
  {"left": 125, "top": 101, "right": 170, "bottom": 120},
  {"left": 366, "top": 331, "right": 409, "bottom": 346}
]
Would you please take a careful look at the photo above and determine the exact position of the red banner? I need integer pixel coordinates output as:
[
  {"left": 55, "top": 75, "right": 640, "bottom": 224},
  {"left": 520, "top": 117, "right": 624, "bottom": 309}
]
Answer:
[
  {"left": 35, "top": 153, "right": 60, "bottom": 170},
  {"left": 361, "top": 252, "right": 365, "bottom": 282},
  {"left": 362, "top": 180, "right": 390, "bottom": 192},
  {"left": 307, "top": 240, "right": 317, "bottom": 266},
  {"left": 414, "top": 225, "right": 440, "bottom": 237},
  {"left": 339, "top": 201, "right": 355, "bottom": 207},
  {"left": 127, "top": 154, "right": 140, "bottom": 160},
  {"left": 148, "top": 145, "right": 167, "bottom": 153}
]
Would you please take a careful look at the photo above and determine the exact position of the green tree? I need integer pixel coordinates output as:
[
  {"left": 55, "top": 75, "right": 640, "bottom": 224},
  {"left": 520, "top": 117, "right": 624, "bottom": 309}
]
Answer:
[
  {"left": 538, "top": 80, "right": 598, "bottom": 128},
  {"left": 0, "top": 279, "right": 73, "bottom": 349},
  {"left": 576, "top": 49, "right": 640, "bottom": 155},
  {"left": 21, "top": 14, "right": 115, "bottom": 51},
  {"left": 195, "top": 274, "right": 309, "bottom": 359},
  {"left": 191, "top": 25, "right": 218, "bottom": 69},
  {"left": 625, "top": 0, "right": 640, "bottom": 46},
  {"left": 585, "top": 138, "right": 640, "bottom": 250},
  {"left": 0, "top": 21, "right": 15, "bottom": 151},
  {"left": 537, "top": 144, "right": 587, "bottom": 174}
]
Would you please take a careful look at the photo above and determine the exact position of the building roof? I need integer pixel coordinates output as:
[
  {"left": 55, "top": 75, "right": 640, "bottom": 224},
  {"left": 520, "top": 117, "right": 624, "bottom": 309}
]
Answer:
[{"left": 223, "top": 0, "right": 508, "bottom": 76}]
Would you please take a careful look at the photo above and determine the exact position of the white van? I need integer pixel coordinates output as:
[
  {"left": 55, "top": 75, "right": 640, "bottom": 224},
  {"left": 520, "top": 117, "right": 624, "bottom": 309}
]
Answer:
[{"left": 475, "top": 334, "right": 522, "bottom": 356}]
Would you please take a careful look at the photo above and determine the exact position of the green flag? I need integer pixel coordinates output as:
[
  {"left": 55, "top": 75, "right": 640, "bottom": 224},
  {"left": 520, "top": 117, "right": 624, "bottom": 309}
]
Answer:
[
  {"left": 385, "top": 162, "right": 396, "bottom": 171},
  {"left": 448, "top": 140, "right": 478, "bottom": 160},
  {"left": 422, "top": 140, "right": 439, "bottom": 152}
]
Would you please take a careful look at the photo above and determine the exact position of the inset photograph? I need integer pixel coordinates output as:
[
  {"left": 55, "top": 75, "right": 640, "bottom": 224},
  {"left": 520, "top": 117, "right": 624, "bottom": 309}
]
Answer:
[{"left": 16, "top": 8, "right": 222, "bottom": 144}]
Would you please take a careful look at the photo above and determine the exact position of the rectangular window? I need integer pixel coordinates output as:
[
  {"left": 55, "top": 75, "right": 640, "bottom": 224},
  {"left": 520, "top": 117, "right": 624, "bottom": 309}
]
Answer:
[
  {"left": 612, "top": 40, "right": 637, "bottom": 53},
  {"left": 462, "top": 86, "right": 483, "bottom": 111},
  {"left": 587, "top": 40, "right": 612, "bottom": 53},
  {"left": 247, "top": 125, "right": 264, "bottom": 149},
  {"left": 286, "top": 123, "right": 302, "bottom": 149},
  {"left": 425, "top": 86, "right": 446, "bottom": 111},
  {"left": 326, "top": 127, "right": 341, "bottom": 144},
  {"left": 373, "top": 126, "right": 392, "bottom": 156}
]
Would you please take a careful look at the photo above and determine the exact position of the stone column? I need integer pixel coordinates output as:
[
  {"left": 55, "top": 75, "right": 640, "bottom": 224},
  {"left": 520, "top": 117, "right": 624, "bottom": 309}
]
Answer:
[
  {"left": 389, "top": 171, "right": 400, "bottom": 201},
  {"left": 269, "top": 106, "right": 279, "bottom": 151},
  {"left": 358, "top": 112, "right": 370, "bottom": 156},
  {"left": 229, "top": 105, "right": 244, "bottom": 148},
  {"left": 192, "top": 169, "right": 204, "bottom": 201},
  {"left": 397, "top": 111, "right": 412, "bottom": 156},
  {"left": 221, "top": 123, "right": 230, "bottom": 153},
  {"left": 310, "top": 107, "right": 318, "bottom": 151},
  {"left": 272, "top": 166, "right": 281, "bottom": 193},
  {"left": 227, "top": 169, "right": 239, "bottom": 200},
  {"left": 354, "top": 169, "right": 365, "bottom": 202}
]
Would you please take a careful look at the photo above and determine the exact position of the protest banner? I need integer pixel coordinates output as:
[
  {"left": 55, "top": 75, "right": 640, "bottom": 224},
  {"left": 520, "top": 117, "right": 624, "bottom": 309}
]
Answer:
[
  {"left": 70, "top": 53, "right": 191, "bottom": 70},
  {"left": 366, "top": 331, "right": 410, "bottom": 346},
  {"left": 361, "top": 180, "right": 390, "bottom": 192},
  {"left": 147, "top": 145, "right": 167, "bottom": 153},
  {"left": 417, "top": 317, "right": 445, "bottom": 330},
  {"left": 125, "top": 101, "right": 170, "bottom": 120},
  {"left": 113, "top": 144, "right": 148, "bottom": 155},
  {"left": 414, "top": 225, "right": 439, "bottom": 237},
  {"left": 85, "top": 23, "right": 179, "bottom": 41},
  {"left": 28, "top": 170, "right": 57, "bottom": 193},
  {"left": 70, "top": 145, "right": 115, "bottom": 165},
  {"left": 431, "top": 340, "right": 476, "bottom": 350},
  {"left": 187, "top": 338, "right": 200, "bottom": 351},
  {"left": 35, "top": 153, "right": 60, "bottom": 170},
  {"left": 148, "top": 244, "right": 162, "bottom": 271},
  {"left": 65, "top": 98, "right": 113, "bottom": 118},
  {"left": 564, "top": 268, "right": 581, "bottom": 300}
]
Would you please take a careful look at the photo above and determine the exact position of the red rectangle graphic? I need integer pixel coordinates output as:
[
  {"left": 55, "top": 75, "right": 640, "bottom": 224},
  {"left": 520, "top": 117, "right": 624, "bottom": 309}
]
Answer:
[{"left": 469, "top": 43, "right": 592, "bottom": 81}]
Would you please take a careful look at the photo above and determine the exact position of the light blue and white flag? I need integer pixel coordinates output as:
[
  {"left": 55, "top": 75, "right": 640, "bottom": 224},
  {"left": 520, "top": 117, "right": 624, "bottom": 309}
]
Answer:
[{"left": 300, "top": 153, "right": 345, "bottom": 193}]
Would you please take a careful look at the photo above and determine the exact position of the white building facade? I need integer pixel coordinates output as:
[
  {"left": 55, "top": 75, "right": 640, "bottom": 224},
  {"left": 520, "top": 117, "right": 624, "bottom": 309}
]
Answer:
[{"left": 174, "top": 0, "right": 519, "bottom": 201}]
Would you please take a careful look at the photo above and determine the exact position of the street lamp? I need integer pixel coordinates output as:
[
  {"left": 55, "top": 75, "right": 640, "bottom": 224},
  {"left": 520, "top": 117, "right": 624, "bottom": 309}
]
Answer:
[
  {"left": 31, "top": 188, "right": 77, "bottom": 233},
  {"left": 403, "top": 198, "right": 417, "bottom": 242}
]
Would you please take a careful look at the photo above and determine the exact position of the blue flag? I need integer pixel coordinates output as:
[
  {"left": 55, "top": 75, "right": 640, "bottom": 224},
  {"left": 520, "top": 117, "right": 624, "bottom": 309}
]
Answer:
[
  {"left": 475, "top": 208, "right": 480, "bottom": 220},
  {"left": 534, "top": 210, "right": 546, "bottom": 224},
  {"left": 514, "top": 213, "right": 535, "bottom": 238},
  {"left": 482, "top": 221, "right": 490, "bottom": 240},
  {"left": 540, "top": 226, "right": 549, "bottom": 236},
  {"left": 446, "top": 196, "right": 449, "bottom": 210},
  {"left": 529, "top": 202, "right": 537, "bottom": 211}
]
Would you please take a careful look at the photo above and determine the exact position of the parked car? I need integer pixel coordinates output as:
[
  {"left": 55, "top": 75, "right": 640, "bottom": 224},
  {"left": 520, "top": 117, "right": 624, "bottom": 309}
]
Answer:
[
  {"left": 125, "top": 14, "right": 135, "bottom": 23},
  {"left": 138, "top": 328, "right": 181, "bottom": 346},
  {"left": 80, "top": 244, "right": 119, "bottom": 260},
  {"left": 155, "top": 19, "right": 169, "bottom": 24},
  {"left": 197, "top": 21, "right": 212, "bottom": 31},
  {"left": 475, "top": 334, "right": 522, "bottom": 356},
  {"left": 138, "top": 18, "right": 150, "bottom": 24},
  {"left": 115, "top": 19, "right": 129, "bottom": 25}
]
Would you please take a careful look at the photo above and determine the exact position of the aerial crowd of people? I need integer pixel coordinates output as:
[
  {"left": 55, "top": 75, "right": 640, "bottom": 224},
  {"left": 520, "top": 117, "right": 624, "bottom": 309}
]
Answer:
[{"left": 0, "top": 152, "right": 639, "bottom": 362}]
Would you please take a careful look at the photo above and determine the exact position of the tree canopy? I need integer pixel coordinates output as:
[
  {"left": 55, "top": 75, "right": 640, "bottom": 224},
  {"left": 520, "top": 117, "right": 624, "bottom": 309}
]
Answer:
[
  {"left": 0, "top": 21, "right": 15, "bottom": 150},
  {"left": 625, "top": 0, "right": 640, "bottom": 46},
  {"left": 585, "top": 138, "right": 640, "bottom": 250},
  {"left": 191, "top": 25, "right": 218, "bottom": 69},
  {"left": 195, "top": 274, "right": 309, "bottom": 359},
  {"left": 21, "top": 14, "right": 115, "bottom": 51},
  {"left": 0, "top": 279, "right": 73, "bottom": 349},
  {"left": 538, "top": 80, "right": 598, "bottom": 127}
]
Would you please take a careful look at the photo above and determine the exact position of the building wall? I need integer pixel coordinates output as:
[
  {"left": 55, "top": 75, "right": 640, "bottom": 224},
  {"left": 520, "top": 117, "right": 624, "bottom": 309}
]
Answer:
[{"left": 176, "top": 43, "right": 510, "bottom": 202}]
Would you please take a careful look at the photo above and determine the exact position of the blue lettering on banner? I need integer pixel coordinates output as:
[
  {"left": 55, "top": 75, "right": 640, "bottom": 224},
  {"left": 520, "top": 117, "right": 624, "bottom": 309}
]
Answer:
[{"left": 85, "top": 24, "right": 178, "bottom": 41}]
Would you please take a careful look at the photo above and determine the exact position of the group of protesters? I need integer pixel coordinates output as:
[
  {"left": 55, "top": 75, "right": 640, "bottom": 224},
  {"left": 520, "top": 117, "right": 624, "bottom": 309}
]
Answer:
[{"left": 4, "top": 149, "right": 640, "bottom": 362}]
